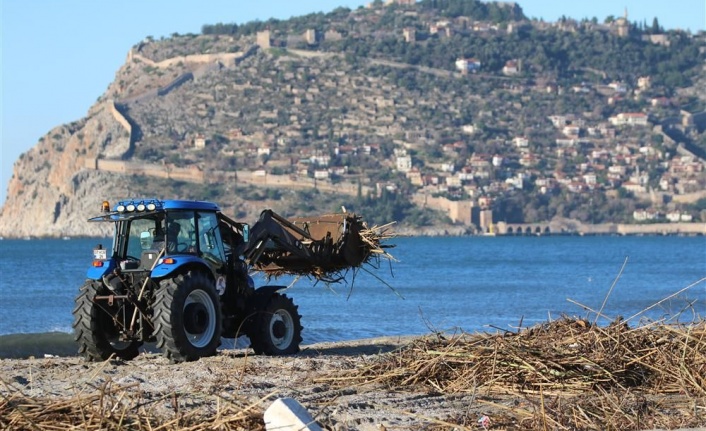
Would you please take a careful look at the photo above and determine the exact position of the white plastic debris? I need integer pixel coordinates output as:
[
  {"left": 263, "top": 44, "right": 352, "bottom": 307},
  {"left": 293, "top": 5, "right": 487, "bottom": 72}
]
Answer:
[{"left": 264, "top": 397, "right": 322, "bottom": 431}]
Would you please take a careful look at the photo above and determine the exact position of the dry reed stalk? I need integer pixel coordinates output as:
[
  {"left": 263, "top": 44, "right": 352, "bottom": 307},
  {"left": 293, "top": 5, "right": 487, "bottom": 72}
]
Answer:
[
  {"left": 0, "top": 378, "right": 267, "bottom": 430},
  {"left": 321, "top": 317, "right": 706, "bottom": 430}
]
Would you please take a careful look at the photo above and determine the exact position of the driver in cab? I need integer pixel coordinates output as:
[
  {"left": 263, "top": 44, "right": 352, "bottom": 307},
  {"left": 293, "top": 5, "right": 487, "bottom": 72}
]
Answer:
[{"left": 150, "top": 222, "right": 181, "bottom": 253}]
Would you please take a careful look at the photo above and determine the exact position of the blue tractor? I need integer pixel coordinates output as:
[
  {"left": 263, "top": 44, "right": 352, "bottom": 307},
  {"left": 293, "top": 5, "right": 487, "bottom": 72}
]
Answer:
[{"left": 74, "top": 198, "right": 372, "bottom": 363}]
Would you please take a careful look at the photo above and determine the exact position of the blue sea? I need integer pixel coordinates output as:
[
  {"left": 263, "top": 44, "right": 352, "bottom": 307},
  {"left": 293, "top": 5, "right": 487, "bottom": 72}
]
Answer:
[{"left": 0, "top": 236, "right": 704, "bottom": 358}]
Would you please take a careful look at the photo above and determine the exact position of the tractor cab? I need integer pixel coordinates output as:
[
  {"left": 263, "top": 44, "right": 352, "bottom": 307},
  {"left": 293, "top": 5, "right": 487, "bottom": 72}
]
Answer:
[{"left": 88, "top": 199, "right": 242, "bottom": 279}]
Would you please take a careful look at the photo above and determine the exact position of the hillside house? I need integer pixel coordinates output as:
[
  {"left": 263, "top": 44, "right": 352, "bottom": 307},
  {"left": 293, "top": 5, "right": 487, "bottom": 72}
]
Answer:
[
  {"left": 633, "top": 209, "right": 660, "bottom": 222},
  {"left": 562, "top": 125, "right": 581, "bottom": 137},
  {"left": 608, "top": 165, "right": 627, "bottom": 176},
  {"left": 669, "top": 156, "right": 704, "bottom": 175},
  {"left": 457, "top": 166, "right": 474, "bottom": 181},
  {"left": 396, "top": 155, "right": 412, "bottom": 172},
  {"left": 651, "top": 97, "right": 672, "bottom": 107},
  {"left": 659, "top": 175, "right": 675, "bottom": 191},
  {"left": 441, "top": 162, "right": 455, "bottom": 173},
  {"left": 666, "top": 211, "right": 693, "bottom": 222},
  {"left": 227, "top": 129, "right": 243, "bottom": 140},
  {"left": 608, "top": 81, "right": 627, "bottom": 94},
  {"left": 502, "top": 60, "right": 520, "bottom": 75},
  {"left": 469, "top": 154, "right": 490, "bottom": 169},
  {"left": 403, "top": 27, "right": 416, "bottom": 42},
  {"left": 314, "top": 170, "right": 329, "bottom": 180},
  {"left": 583, "top": 173, "right": 598, "bottom": 186},
  {"left": 505, "top": 175, "right": 524, "bottom": 189},
  {"left": 623, "top": 181, "right": 646, "bottom": 193},
  {"left": 567, "top": 182, "right": 587, "bottom": 193},
  {"left": 335, "top": 145, "right": 356, "bottom": 156},
  {"left": 637, "top": 76, "right": 651, "bottom": 89},
  {"left": 455, "top": 58, "right": 481, "bottom": 74},
  {"left": 536, "top": 177, "right": 559, "bottom": 194},
  {"left": 430, "top": 22, "right": 453, "bottom": 37},
  {"left": 548, "top": 115, "right": 570, "bottom": 127},
  {"left": 478, "top": 196, "right": 493, "bottom": 209},
  {"left": 362, "top": 144, "right": 380, "bottom": 155},
  {"left": 446, "top": 175, "right": 462, "bottom": 187},
  {"left": 519, "top": 153, "right": 538, "bottom": 167},
  {"left": 305, "top": 28, "right": 319, "bottom": 45},
  {"left": 193, "top": 135, "right": 207, "bottom": 149},
  {"left": 572, "top": 84, "right": 591, "bottom": 93},
  {"left": 425, "top": 174, "right": 440, "bottom": 186},
  {"left": 385, "top": 0, "right": 415, "bottom": 5},
  {"left": 310, "top": 153, "right": 330, "bottom": 166},
  {"left": 462, "top": 124, "right": 477, "bottom": 134},
  {"left": 513, "top": 136, "right": 529, "bottom": 148},
  {"left": 406, "top": 168, "right": 424, "bottom": 186},
  {"left": 610, "top": 113, "right": 649, "bottom": 126},
  {"left": 442, "top": 141, "right": 464, "bottom": 153},
  {"left": 556, "top": 138, "right": 578, "bottom": 147},
  {"left": 644, "top": 34, "right": 670, "bottom": 46}
]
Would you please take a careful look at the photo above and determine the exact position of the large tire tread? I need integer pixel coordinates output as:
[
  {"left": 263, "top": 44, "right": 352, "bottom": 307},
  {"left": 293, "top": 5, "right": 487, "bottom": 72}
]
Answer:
[
  {"left": 153, "top": 273, "right": 222, "bottom": 363},
  {"left": 250, "top": 293, "right": 303, "bottom": 356},
  {"left": 72, "top": 280, "right": 140, "bottom": 361}
]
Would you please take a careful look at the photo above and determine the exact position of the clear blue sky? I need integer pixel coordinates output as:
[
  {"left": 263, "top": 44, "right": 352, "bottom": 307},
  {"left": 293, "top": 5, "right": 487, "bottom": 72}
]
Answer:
[{"left": 1, "top": 0, "right": 704, "bottom": 206}]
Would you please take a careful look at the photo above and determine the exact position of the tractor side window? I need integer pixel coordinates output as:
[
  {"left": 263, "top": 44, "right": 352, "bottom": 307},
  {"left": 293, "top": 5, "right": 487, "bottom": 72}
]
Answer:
[{"left": 197, "top": 212, "right": 226, "bottom": 267}]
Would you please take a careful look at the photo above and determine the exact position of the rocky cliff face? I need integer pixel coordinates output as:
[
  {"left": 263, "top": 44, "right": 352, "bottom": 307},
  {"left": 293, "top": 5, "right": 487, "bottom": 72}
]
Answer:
[{"left": 0, "top": 101, "right": 133, "bottom": 238}]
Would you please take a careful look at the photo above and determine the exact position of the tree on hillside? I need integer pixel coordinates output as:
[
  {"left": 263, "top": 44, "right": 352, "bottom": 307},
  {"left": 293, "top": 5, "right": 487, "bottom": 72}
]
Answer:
[{"left": 651, "top": 17, "right": 662, "bottom": 34}]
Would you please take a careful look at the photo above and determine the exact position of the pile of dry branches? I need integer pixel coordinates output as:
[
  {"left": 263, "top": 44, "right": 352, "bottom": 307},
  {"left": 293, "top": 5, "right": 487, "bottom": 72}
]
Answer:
[
  {"left": 254, "top": 212, "right": 396, "bottom": 282},
  {"left": 0, "top": 380, "right": 266, "bottom": 431},
  {"left": 328, "top": 317, "right": 706, "bottom": 430}
]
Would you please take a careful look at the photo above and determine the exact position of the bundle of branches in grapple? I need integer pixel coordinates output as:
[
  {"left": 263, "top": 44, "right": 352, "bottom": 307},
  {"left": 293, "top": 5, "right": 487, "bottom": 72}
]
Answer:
[{"left": 244, "top": 210, "right": 394, "bottom": 280}]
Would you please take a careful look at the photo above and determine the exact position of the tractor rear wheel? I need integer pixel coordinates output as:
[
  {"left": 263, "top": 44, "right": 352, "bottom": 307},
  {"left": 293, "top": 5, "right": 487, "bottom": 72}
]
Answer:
[
  {"left": 72, "top": 280, "right": 142, "bottom": 361},
  {"left": 154, "top": 273, "right": 222, "bottom": 362},
  {"left": 250, "top": 293, "right": 302, "bottom": 355}
]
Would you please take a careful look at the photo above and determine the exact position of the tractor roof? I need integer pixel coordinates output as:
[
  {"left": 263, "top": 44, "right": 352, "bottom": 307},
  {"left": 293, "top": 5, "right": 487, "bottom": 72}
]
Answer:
[{"left": 88, "top": 198, "right": 220, "bottom": 222}]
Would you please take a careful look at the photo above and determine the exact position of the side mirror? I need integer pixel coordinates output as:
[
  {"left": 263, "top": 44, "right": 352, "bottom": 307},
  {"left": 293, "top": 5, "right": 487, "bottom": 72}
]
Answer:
[
  {"left": 205, "top": 231, "right": 215, "bottom": 249},
  {"left": 140, "top": 231, "right": 151, "bottom": 249},
  {"left": 242, "top": 224, "right": 249, "bottom": 243}
]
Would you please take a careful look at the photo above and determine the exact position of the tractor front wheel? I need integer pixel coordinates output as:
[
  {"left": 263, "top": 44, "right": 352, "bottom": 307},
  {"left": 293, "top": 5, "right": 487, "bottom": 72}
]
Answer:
[
  {"left": 72, "top": 280, "right": 142, "bottom": 361},
  {"left": 154, "top": 273, "right": 222, "bottom": 362},
  {"left": 250, "top": 293, "right": 302, "bottom": 355}
]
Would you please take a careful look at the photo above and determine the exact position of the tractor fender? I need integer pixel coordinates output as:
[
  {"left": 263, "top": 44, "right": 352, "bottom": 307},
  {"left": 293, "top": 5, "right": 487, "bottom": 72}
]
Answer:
[
  {"left": 241, "top": 285, "right": 288, "bottom": 339},
  {"left": 151, "top": 256, "right": 213, "bottom": 279},
  {"left": 86, "top": 263, "right": 116, "bottom": 280},
  {"left": 249, "top": 285, "right": 288, "bottom": 311}
]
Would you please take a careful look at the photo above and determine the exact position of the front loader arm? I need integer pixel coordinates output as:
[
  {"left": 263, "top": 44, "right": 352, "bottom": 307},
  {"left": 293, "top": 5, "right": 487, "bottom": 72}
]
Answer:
[
  {"left": 220, "top": 208, "right": 392, "bottom": 279},
  {"left": 243, "top": 210, "right": 315, "bottom": 267}
]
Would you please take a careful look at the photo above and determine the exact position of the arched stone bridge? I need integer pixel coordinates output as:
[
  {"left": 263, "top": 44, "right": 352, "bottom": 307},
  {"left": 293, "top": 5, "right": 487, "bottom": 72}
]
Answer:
[{"left": 495, "top": 222, "right": 553, "bottom": 235}]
